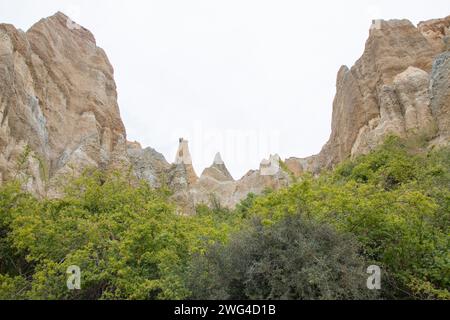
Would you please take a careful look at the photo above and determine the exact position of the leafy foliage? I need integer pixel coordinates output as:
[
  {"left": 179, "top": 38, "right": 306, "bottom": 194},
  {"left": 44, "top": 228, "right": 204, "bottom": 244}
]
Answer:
[
  {"left": 0, "top": 170, "right": 241, "bottom": 299},
  {"left": 244, "top": 137, "right": 450, "bottom": 299},
  {"left": 0, "top": 136, "right": 448, "bottom": 300},
  {"left": 187, "top": 213, "right": 374, "bottom": 300}
]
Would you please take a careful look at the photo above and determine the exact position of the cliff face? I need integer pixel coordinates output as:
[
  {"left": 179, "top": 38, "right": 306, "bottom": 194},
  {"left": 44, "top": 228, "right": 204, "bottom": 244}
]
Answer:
[
  {"left": 0, "top": 12, "right": 129, "bottom": 196},
  {"left": 289, "top": 17, "right": 450, "bottom": 173},
  {"left": 0, "top": 13, "right": 449, "bottom": 213},
  {"left": 130, "top": 16, "right": 450, "bottom": 212}
]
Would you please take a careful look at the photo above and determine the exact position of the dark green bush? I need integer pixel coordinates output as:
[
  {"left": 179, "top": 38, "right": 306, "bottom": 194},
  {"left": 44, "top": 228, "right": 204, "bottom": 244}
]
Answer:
[{"left": 188, "top": 213, "right": 375, "bottom": 300}]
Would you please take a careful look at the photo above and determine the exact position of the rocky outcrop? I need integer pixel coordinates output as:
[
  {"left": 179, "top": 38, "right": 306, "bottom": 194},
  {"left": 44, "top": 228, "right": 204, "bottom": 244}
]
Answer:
[
  {"left": 127, "top": 141, "right": 170, "bottom": 188},
  {"left": 351, "top": 66, "right": 436, "bottom": 156},
  {"left": 285, "top": 155, "right": 319, "bottom": 176},
  {"left": 1, "top": 13, "right": 448, "bottom": 213},
  {"left": 288, "top": 16, "right": 450, "bottom": 174},
  {"left": 0, "top": 12, "right": 128, "bottom": 196},
  {"left": 418, "top": 16, "right": 450, "bottom": 52},
  {"left": 191, "top": 152, "right": 290, "bottom": 210},
  {"left": 141, "top": 139, "right": 292, "bottom": 212},
  {"left": 202, "top": 153, "right": 233, "bottom": 182},
  {"left": 173, "top": 138, "right": 198, "bottom": 185},
  {"left": 190, "top": 153, "right": 236, "bottom": 208},
  {"left": 232, "top": 162, "right": 290, "bottom": 206},
  {"left": 430, "top": 51, "right": 450, "bottom": 141},
  {"left": 163, "top": 139, "right": 197, "bottom": 214}
]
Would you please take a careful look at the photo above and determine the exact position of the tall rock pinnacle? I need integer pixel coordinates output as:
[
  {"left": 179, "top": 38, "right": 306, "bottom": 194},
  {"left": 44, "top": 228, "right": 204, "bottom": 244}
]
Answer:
[
  {"left": 173, "top": 138, "right": 197, "bottom": 184},
  {"left": 213, "top": 152, "right": 224, "bottom": 165},
  {"left": 175, "top": 138, "right": 193, "bottom": 165}
]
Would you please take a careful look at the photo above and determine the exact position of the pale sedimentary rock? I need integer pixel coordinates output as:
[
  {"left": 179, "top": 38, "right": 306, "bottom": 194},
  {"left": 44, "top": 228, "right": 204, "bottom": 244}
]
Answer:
[
  {"left": 260, "top": 154, "right": 281, "bottom": 176},
  {"left": 157, "top": 14, "right": 449, "bottom": 211},
  {"left": 430, "top": 51, "right": 450, "bottom": 141},
  {"left": 200, "top": 153, "right": 233, "bottom": 182},
  {"left": 190, "top": 153, "right": 236, "bottom": 209},
  {"left": 0, "top": 12, "right": 129, "bottom": 196},
  {"left": 351, "top": 67, "right": 436, "bottom": 156},
  {"left": 190, "top": 151, "right": 290, "bottom": 210},
  {"left": 289, "top": 16, "right": 450, "bottom": 174},
  {"left": 173, "top": 138, "right": 198, "bottom": 185},
  {"left": 127, "top": 141, "right": 171, "bottom": 188},
  {"left": 1, "top": 13, "right": 449, "bottom": 213},
  {"left": 418, "top": 16, "right": 450, "bottom": 52}
]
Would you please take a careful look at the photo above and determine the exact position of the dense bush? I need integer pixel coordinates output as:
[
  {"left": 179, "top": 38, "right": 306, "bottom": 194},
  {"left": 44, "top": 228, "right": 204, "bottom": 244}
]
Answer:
[
  {"left": 246, "top": 137, "right": 450, "bottom": 299},
  {"left": 0, "top": 136, "right": 448, "bottom": 300},
  {"left": 187, "top": 213, "right": 374, "bottom": 300},
  {"left": 0, "top": 170, "right": 240, "bottom": 299}
]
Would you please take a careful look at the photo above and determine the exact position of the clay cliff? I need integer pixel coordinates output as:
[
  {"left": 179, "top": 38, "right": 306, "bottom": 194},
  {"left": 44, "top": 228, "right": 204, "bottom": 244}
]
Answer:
[
  {"left": 0, "top": 12, "right": 129, "bottom": 196},
  {"left": 0, "top": 12, "right": 449, "bottom": 213},
  {"left": 288, "top": 16, "right": 450, "bottom": 173}
]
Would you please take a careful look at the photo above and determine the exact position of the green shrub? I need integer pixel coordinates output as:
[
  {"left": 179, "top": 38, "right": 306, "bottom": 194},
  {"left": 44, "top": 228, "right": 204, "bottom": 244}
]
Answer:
[
  {"left": 0, "top": 136, "right": 448, "bottom": 300},
  {"left": 187, "top": 213, "right": 375, "bottom": 300},
  {"left": 242, "top": 138, "right": 450, "bottom": 299}
]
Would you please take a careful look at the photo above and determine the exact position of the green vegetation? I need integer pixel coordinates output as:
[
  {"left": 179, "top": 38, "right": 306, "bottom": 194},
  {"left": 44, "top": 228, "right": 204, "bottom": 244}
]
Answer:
[
  {"left": 0, "top": 136, "right": 449, "bottom": 300},
  {"left": 187, "top": 213, "right": 374, "bottom": 300},
  {"left": 0, "top": 170, "right": 241, "bottom": 299}
]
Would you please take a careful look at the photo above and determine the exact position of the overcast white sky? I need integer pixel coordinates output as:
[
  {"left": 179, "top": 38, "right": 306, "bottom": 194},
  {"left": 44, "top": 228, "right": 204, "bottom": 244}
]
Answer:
[{"left": 1, "top": 1, "right": 449, "bottom": 178}]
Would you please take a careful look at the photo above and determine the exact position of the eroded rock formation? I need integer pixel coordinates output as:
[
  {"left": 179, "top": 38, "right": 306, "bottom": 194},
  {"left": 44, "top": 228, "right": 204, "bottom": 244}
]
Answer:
[
  {"left": 0, "top": 12, "right": 129, "bottom": 196},
  {"left": 190, "top": 151, "right": 290, "bottom": 209},
  {"left": 127, "top": 141, "right": 170, "bottom": 188},
  {"left": 288, "top": 16, "right": 450, "bottom": 174},
  {"left": 0, "top": 12, "right": 449, "bottom": 213},
  {"left": 128, "top": 138, "right": 290, "bottom": 212}
]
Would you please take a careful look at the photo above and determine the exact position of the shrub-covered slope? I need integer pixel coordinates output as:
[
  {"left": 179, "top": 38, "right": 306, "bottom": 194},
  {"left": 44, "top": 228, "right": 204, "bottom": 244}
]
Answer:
[{"left": 0, "top": 137, "right": 448, "bottom": 299}]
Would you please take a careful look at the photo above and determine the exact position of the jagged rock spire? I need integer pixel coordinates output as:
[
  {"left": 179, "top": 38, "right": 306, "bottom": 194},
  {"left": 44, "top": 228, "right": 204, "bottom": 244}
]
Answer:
[
  {"left": 173, "top": 138, "right": 197, "bottom": 185},
  {"left": 200, "top": 152, "right": 234, "bottom": 182},
  {"left": 175, "top": 138, "right": 193, "bottom": 165},
  {"left": 213, "top": 152, "right": 224, "bottom": 165}
]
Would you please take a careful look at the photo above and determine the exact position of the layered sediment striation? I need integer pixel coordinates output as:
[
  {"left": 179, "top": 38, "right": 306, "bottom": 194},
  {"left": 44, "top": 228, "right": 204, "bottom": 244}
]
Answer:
[
  {"left": 288, "top": 16, "right": 450, "bottom": 173},
  {"left": 0, "top": 12, "right": 129, "bottom": 196}
]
